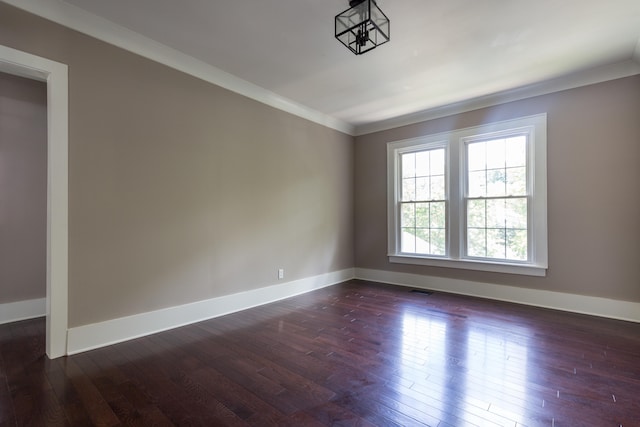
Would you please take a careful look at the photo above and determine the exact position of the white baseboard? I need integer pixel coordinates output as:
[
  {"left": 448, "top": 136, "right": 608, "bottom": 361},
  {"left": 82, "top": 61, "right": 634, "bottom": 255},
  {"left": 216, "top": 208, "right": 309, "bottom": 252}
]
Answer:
[
  {"left": 355, "top": 268, "right": 640, "bottom": 323},
  {"left": 0, "top": 298, "right": 46, "bottom": 325},
  {"left": 66, "top": 268, "right": 355, "bottom": 355},
  {"left": 65, "top": 266, "right": 639, "bottom": 355}
]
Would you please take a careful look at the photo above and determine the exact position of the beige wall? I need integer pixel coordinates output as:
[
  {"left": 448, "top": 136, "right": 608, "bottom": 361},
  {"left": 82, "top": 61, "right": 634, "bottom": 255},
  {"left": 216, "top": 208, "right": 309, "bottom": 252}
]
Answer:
[
  {"left": 0, "top": 3, "right": 354, "bottom": 326},
  {"left": 355, "top": 75, "right": 640, "bottom": 303},
  {"left": 0, "top": 71, "right": 47, "bottom": 304},
  {"left": 2, "top": 2, "right": 638, "bottom": 332}
]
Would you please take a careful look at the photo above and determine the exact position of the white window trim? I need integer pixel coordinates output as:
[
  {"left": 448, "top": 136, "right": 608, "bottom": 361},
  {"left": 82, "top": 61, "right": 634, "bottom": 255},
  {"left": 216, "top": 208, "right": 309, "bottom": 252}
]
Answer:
[{"left": 387, "top": 114, "right": 548, "bottom": 277}]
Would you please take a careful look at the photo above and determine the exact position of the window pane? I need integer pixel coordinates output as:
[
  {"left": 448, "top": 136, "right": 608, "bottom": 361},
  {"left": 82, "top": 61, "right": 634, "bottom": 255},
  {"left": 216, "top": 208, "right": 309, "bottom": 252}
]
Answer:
[
  {"left": 506, "top": 136, "right": 526, "bottom": 168},
  {"left": 415, "top": 203, "right": 429, "bottom": 227},
  {"left": 467, "top": 142, "right": 486, "bottom": 172},
  {"left": 401, "top": 201, "right": 447, "bottom": 256},
  {"left": 430, "top": 149, "right": 445, "bottom": 175},
  {"left": 486, "top": 199, "right": 506, "bottom": 228},
  {"left": 467, "top": 200, "right": 486, "bottom": 228},
  {"left": 430, "top": 202, "right": 446, "bottom": 228},
  {"left": 415, "top": 151, "right": 430, "bottom": 176},
  {"left": 431, "top": 175, "right": 445, "bottom": 200},
  {"left": 415, "top": 228, "right": 430, "bottom": 253},
  {"left": 416, "top": 177, "right": 429, "bottom": 200},
  {"left": 401, "top": 229, "right": 416, "bottom": 252},
  {"left": 506, "top": 229, "right": 528, "bottom": 260},
  {"left": 430, "top": 229, "right": 446, "bottom": 256},
  {"left": 467, "top": 228, "right": 486, "bottom": 257},
  {"left": 487, "top": 228, "right": 506, "bottom": 259},
  {"left": 506, "top": 167, "right": 526, "bottom": 196},
  {"left": 401, "top": 203, "right": 415, "bottom": 228},
  {"left": 402, "top": 178, "right": 415, "bottom": 201},
  {"left": 506, "top": 198, "right": 527, "bottom": 229},
  {"left": 468, "top": 170, "right": 486, "bottom": 197},
  {"left": 467, "top": 198, "right": 528, "bottom": 261},
  {"left": 486, "top": 139, "right": 506, "bottom": 169},
  {"left": 402, "top": 153, "right": 415, "bottom": 178},
  {"left": 486, "top": 169, "right": 506, "bottom": 197}
]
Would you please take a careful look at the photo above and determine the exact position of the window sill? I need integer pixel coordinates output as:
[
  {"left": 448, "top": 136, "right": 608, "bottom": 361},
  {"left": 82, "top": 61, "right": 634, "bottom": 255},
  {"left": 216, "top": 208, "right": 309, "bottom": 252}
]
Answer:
[{"left": 389, "top": 254, "right": 547, "bottom": 277}]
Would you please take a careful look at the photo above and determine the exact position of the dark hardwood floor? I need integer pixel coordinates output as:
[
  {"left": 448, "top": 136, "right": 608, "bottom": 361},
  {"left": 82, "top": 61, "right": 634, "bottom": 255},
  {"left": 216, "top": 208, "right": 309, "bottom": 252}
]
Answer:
[{"left": 2, "top": 279, "right": 639, "bottom": 426}]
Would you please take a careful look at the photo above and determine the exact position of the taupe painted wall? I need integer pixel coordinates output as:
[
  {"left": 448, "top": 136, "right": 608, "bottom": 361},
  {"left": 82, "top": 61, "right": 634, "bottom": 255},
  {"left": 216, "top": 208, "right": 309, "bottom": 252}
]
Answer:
[
  {"left": 0, "top": 3, "right": 354, "bottom": 326},
  {"left": 0, "top": 71, "right": 47, "bottom": 304},
  {"left": 2, "top": 2, "right": 638, "bottom": 331},
  {"left": 355, "top": 75, "right": 640, "bottom": 303}
]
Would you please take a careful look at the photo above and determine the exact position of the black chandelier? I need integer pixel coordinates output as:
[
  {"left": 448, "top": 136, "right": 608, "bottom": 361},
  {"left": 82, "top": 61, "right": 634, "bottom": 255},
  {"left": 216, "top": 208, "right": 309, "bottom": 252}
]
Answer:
[{"left": 335, "top": 0, "right": 390, "bottom": 55}]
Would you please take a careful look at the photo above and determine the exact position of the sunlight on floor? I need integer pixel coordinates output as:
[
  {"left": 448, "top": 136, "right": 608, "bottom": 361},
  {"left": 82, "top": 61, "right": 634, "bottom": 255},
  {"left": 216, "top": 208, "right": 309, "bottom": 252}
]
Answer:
[{"left": 399, "top": 310, "right": 530, "bottom": 425}]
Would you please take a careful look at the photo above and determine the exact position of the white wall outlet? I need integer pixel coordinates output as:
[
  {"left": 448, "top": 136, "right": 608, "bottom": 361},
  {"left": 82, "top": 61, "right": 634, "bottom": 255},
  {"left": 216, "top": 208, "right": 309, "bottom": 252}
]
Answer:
[{"left": 278, "top": 268, "right": 284, "bottom": 279}]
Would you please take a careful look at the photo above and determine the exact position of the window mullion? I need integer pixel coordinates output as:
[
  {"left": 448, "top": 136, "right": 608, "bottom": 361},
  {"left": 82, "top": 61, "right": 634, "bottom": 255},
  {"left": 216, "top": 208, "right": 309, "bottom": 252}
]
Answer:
[{"left": 448, "top": 138, "right": 460, "bottom": 260}]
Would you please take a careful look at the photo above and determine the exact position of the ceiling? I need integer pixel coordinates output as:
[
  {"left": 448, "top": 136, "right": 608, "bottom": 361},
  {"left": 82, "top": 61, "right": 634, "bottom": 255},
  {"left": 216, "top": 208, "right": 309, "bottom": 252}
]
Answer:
[{"left": 9, "top": 0, "right": 640, "bottom": 134}]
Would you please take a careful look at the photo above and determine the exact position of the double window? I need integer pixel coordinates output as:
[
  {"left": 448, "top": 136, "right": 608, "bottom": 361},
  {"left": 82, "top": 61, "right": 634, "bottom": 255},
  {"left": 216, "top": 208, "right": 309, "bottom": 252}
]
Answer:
[{"left": 387, "top": 114, "right": 547, "bottom": 276}]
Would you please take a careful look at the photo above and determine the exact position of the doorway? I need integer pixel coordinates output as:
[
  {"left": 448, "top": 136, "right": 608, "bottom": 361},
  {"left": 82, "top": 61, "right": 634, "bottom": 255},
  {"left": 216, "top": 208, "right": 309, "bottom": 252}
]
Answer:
[
  {"left": 0, "top": 44, "right": 68, "bottom": 358},
  {"left": 0, "top": 72, "right": 47, "bottom": 325}
]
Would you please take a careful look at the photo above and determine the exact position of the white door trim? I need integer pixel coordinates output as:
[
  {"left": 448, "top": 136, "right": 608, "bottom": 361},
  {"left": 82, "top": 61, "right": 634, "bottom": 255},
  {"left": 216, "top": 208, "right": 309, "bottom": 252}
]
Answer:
[{"left": 0, "top": 44, "right": 69, "bottom": 358}]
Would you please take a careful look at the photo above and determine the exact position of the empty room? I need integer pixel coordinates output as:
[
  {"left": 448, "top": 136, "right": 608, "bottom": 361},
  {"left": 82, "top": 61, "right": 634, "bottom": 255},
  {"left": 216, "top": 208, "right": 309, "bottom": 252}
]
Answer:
[{"left": 1, "top": 0, "right": 639, "bottom": 425}]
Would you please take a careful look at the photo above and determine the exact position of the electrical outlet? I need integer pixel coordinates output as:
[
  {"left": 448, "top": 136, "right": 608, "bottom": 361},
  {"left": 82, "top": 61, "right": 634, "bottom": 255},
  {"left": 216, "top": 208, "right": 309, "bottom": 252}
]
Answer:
[{"left": 278, "top": 268, "right": 284, "bottom": 280}]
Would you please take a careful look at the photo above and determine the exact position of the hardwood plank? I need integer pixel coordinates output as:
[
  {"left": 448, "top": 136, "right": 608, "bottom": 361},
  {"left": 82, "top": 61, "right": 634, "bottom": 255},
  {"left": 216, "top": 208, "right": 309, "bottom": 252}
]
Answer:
[
  {"left": 61, "top": 358, "right": 121, "bottom": 427},
  {"left": 1, "top": 280, "right": 640, "bottom": 426}
]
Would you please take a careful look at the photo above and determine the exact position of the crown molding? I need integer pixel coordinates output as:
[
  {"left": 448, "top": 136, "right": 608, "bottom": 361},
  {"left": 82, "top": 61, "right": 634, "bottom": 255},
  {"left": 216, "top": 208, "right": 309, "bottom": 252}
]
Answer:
[
  {"left": 355, "top": 59, "right": 640, "bottom": 136},
  {"left": 4, "top": 1, "right": 638, "bottom": 139},
  {"left": 1, "top": 0, "right": 355, "bottom": 135}
]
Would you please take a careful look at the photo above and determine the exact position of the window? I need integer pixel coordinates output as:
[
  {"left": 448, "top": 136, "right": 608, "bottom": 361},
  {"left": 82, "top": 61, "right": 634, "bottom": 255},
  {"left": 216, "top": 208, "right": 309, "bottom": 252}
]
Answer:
[
  {"left": 399, "top": 147, "right": 446, "bottom": 255},
  {"left": 387, "top": 114, "right": 547, "bottom": 276},
  {"left": 466, "top": 134, "right": 528, "bottom": 261}
]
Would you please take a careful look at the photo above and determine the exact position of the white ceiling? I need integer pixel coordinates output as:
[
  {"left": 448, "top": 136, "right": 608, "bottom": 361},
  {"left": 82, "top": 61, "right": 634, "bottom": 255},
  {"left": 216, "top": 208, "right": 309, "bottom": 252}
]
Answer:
[{"left": 7, "top": 0, "right": 640, "bottom": 134}]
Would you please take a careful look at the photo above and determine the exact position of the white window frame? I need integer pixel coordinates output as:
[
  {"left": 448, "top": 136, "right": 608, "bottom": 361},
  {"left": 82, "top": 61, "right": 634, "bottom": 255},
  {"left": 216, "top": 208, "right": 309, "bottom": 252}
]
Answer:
[{"left": 387, "top": 114, "right": 548, "bottom": 276}]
